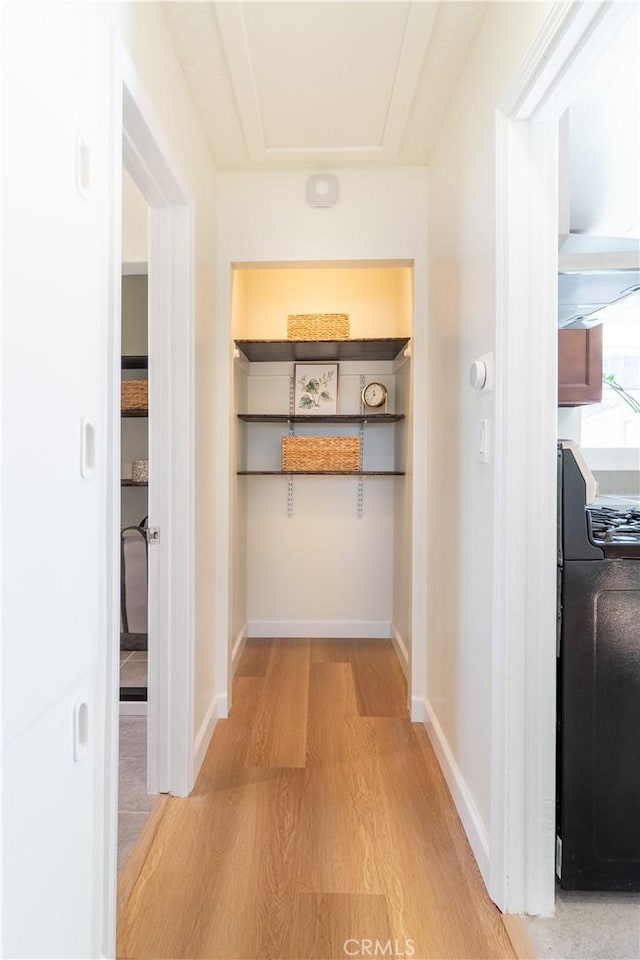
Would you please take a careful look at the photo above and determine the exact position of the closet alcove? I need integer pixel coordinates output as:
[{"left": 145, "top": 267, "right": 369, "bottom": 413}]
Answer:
[{"left": 229, "top": 262, "right": 414, "bottom": 678}]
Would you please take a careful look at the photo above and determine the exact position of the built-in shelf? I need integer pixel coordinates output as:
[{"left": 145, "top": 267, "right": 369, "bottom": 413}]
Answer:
[
  {"left": 234, "top": 337, "right": 410, "bottom": 363},
  {"left": 121, "top": 355, "right": 148, "bottom": 370},
  {"left": 121, "top": 409, "right": 148, "bottom": 418},
  {"left": 238, "top": 413, "right": 404, "bottom": 424},
  {"left": 119, "top": 686, "right": 147, "bottom": 702},
  {"left": 121, "top": 479, "right": 148, "bottom": 487},
  {"left": 238, "top": 471, "right": 405, "bottom": 476}
]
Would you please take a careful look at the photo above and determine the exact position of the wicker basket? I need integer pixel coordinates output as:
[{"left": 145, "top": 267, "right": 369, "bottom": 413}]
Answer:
[
  {"left": 281, "top": 435, "right": 361, "bottom": 472},
  {"left": 121, "top": 380, "right": 148, "bottom": 411},
  {"left": 287, "top": 313, "right": 350, "bottom": 341}
]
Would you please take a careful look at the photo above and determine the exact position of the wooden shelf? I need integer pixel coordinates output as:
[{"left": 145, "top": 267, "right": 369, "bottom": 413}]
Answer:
[
  {"left": 119, "top": 686, "right": 147, "bottom": 702},
  {"left": 238, "top": 471, "right": 405, "bottom": 476},
  {"left": 121, "top": 479, "right": 148, "bottom": 487},
  {"left": 122, "top": 355, "right": 148, "bottom": 370},
  {"left": 234, "top": 337, "right": 410, "bottom": 363},
  {"left": 122, "top": 409, "right": 148, "bottom": 418},
  {"left": 238, "top": 413, "right": 404, "bottom": 424}
]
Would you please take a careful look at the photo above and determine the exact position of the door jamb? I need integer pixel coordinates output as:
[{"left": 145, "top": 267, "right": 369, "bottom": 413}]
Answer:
[
  {"left": 491, "top": 0, "right": 636, "bottom": 915},
  {"left": 102, "top": 34, "right": 195, "bottom": 957}
]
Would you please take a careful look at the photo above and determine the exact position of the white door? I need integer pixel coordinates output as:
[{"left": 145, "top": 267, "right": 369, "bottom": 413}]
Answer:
[{"left": 1, "top": 5, "right": 105, "bottom": 957}]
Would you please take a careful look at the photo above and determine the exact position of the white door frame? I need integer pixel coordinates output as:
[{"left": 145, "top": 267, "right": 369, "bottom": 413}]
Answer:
[
  {"left": 102, "top": 34, "right": 195, "bottom": 957},
  {"left": 491, "top": 1, "right": 636, "bottom": 915}
]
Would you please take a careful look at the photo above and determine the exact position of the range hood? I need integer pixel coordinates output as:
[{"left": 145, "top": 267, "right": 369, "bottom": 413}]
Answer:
[{"left": 558, "top": 267, "right": 640, "bottom": 328}]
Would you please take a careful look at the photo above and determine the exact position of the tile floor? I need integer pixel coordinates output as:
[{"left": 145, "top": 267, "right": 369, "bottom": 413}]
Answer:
[
  {"left": 526, "top": 886, "right": 640, "bottom": 960},
  {"left": 120, "top": 649, "right": 147, "bottom": 689},
  {"left": 118, "top": 716, "right": 154, "bottom": 873}
]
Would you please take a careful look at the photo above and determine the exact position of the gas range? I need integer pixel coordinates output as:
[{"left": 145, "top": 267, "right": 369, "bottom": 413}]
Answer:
[
  {"left": 587, "top": 505, "right": 640, "bottom": 558},
  {"left": 559, "top": 442, "right": 640, "bottom": 560}
]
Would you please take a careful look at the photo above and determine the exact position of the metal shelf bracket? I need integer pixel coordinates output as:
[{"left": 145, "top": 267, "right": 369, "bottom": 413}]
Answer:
[
  {"left": 287, "top": 476, "right": 294, "bottom": 518},
  {"left": 358, "top": 375, "right": 366, "bottom": 518}
]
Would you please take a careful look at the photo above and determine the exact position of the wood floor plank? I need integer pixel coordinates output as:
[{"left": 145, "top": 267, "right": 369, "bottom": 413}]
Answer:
[
  {"left": 297, "top": 662, "right": 387, "bottom": 897},
  {"left": 348, "top": 638, "right": 408, "bottom": 717},
  {"left": 309, "top": 638, "right": 352, "bottom": 663},
  {"left": 283, "top": 893, "right": 393, "bottom": 959},
  {"left": 118, "top": 639, "right": 515, "bottom": 960},
  {"left": 193, "top": 675, "right": 265, "bottom": 794},
  {"left": 246, "top": 638, "right": 310, "bottom": 768},
  {"left": 235, "top": 637, "right": 274, "bottom": 677},
  {"left": 367, "top": 717, "right": 515, "bottom": 959}
]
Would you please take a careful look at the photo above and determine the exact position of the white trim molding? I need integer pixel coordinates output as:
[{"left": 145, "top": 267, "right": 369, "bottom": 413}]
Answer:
[
  {"left": 391, "top": 625, "right": 410, "bottom": 681},
  {"left": 421, "top": 700, "right": 491, "bottom": 883},
  {"left": 102, "top": 33, "right": 197, "bottom": 959},
  {"left": 193, "top": 694, "right": 228, "bottom": 781},
  {"left": 247, "top": 620, "right": 392, "bottom": 639},
  {"left": 491, "top": 109, "right": 559, "bottom": 917},
  {"left": 122, "top": 75, "right": 195, "bottom": 802},
  {"left": 501, "top": 1, "right": 634, "bottom": 122},
  {"left": 231, "top": 624, "right": 248, "bottom": 676}
]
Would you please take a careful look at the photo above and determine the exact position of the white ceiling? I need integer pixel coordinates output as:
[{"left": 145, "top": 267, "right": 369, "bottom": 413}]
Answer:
[{"left": 161, "top": 1, "right": 487, "bottom": 170}]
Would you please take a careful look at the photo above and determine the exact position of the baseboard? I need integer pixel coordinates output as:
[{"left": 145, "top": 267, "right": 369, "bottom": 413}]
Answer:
[
  {"left": 247, "top": 620, "right": 392, "bottom": 639},
  {"left": 421, "top": 698, "right": 491, "bottom": 884},
  {"left": 231, "top": 624, "right": 248, "bottom": 675},
  {"left": 193, "top": 692, "right": 227, "bottom": 781},
  {"left": 391, "top": 624, "right": 410, "bottom": 680},
  {"left": 119, "top": 701, "right": 148, "bottom": 717},
  {"left": 411, "top": 696, "right": 425, "bottom": 723}
]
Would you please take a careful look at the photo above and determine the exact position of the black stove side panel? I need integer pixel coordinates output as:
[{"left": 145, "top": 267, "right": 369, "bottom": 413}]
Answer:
[
  {"left": 560, "top": 447, "right": 604, "bottom": 560},
  {"left": 560, "top": 559, "right": 640, "bottom": 890}
]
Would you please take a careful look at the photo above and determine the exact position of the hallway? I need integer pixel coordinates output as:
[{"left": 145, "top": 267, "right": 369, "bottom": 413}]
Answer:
[{"left": 117, "top": 639, "right": 516, "bottom": 959}]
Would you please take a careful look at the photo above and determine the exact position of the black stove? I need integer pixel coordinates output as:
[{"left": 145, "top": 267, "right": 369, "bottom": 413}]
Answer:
[
  {"left": 557, "top": 442, "right": 640, "bottom": 892},
  {"left": 559, "top": 444, "right": 640, "bottom": 561}
]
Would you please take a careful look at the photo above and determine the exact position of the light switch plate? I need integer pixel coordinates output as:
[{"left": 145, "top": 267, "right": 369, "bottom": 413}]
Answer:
[{"left": 477, "top": 419, "right": 489, "bottom": 463}]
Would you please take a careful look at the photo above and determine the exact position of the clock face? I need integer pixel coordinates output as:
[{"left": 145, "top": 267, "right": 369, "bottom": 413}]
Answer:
[{"left": 362, "top": 382, "right": 387, "bottom": 408}]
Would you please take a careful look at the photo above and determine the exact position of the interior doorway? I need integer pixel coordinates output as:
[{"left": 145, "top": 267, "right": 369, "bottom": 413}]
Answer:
[
  {"left": 118, "top": 169, "right": 152, "bottom": 870},
  {"left": 227, "top": 261, "right": 415, "bottom": 713},
  {"left": 103, "top": 46, "right": 196, "bottom": 956},
  {"left": 490, "top": 0, "right": 638, "bottom": 919}
]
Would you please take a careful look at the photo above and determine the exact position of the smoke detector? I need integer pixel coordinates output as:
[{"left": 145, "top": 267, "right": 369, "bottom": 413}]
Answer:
[{"left": 306, "top": 174, "right": 339, "bottom": 208}]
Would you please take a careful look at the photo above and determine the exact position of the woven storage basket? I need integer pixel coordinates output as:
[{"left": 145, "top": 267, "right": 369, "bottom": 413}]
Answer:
[
  {"left": 281, "top": 436, "right": 361, "bottom": 473},
  {"left": 287, "top": 313, "right": 350, "bottom": 341},
  {"left": 121, "top": 380, "right": 148, "bottom": 411}
]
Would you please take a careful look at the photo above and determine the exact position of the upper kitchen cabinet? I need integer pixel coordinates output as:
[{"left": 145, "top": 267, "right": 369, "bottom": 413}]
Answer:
[
  {"left": 557, "top": 269, "right": 640, "bottom": 407},
  {"left": 558, "top": 324, "right": 603, "bottom": 407}
]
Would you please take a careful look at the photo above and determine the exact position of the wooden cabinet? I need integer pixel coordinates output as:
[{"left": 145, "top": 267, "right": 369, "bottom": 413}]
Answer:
[{"left": 558, "top": 324, "right": 603, "bottom": 406}]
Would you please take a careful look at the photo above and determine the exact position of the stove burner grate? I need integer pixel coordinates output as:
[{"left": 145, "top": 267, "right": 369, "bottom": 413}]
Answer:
[{"left": 587, "top": 507, "right": 640, "bottom": 543}]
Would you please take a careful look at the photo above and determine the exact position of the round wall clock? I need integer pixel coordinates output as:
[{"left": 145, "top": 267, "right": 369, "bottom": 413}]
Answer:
[{"left": 362, "top": 381, "right": 388, "bottom": 409}]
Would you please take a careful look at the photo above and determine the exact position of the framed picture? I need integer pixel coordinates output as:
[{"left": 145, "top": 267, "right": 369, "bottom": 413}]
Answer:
[{"left": 294, "top": 363, "right": 339, "bottom": 415}]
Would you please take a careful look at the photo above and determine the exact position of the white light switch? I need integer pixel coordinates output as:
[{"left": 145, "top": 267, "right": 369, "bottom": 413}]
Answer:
[{"left": 477, "top": 419, "right": 490, "bottom": 463}]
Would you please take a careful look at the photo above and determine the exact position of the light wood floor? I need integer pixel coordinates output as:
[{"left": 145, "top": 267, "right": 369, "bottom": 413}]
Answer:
[{"left": 117, "top": 638, "right": 517, "bottom": 960}]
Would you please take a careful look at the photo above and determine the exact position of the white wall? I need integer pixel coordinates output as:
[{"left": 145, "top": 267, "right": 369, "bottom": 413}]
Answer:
[
  {"left": 217, "top": 169, "right": 427, "bottom": 700},
  {"left": 122, "top": 169, "right": 148, "bottom": 266},
  {"left": 2, "top": 3, "right": 217, "bottom": 957},
  {"left": 425, "top": 2, "right": 553, "bottom": 881}
]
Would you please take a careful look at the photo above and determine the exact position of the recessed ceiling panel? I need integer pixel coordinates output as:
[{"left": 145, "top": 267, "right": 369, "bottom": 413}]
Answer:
[
  {"left": 162, "top": 1, "right": 488, "bottom": 169},
  {"left": 242, "top": 2, "right": 410, "bottom": 149}
]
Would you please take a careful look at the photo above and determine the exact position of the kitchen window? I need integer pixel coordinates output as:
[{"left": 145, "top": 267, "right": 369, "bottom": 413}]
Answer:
[{"left": 581, "top": 293, "right": 640, "bottom": 462}]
